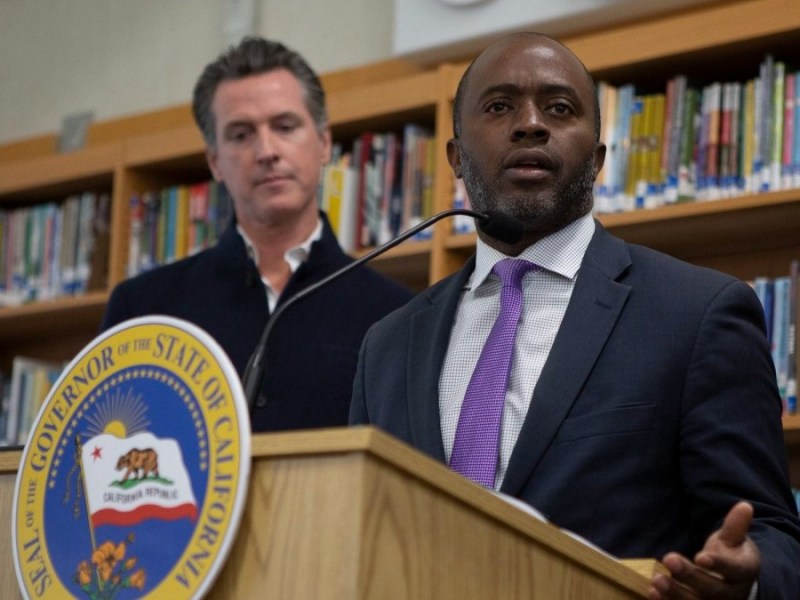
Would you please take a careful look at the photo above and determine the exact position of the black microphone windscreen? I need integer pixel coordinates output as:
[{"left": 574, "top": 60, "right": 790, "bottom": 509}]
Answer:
[{"left": 478, "top": 211, "right": 524, "bottom": 245}]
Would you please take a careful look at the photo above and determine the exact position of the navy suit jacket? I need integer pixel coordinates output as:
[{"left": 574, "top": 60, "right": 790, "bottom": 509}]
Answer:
[
  {"left": 102, "top": 213, "right": 413, "bottom": 432},
  {"left": 351, "top": 222, "right": 800, "bottom": 596}
]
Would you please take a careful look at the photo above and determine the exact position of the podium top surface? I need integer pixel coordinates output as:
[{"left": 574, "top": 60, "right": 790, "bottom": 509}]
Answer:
[{"left": 2, "top": 426, "right": 658, "bottom": 596}]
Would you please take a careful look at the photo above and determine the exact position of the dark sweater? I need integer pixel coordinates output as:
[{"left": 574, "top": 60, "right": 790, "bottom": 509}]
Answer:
[{"left": 101, "top": 213, "right": 413, "bottom": 432}]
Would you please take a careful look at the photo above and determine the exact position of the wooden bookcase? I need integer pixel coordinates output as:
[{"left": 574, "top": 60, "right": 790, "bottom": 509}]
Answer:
[{"left": 1, "top": 0, "right": 799, "bottom": 477}]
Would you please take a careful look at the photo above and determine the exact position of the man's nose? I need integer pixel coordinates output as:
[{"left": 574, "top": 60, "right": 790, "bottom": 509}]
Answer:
[
  {"left": 255, "top": 128, "right": 279, "bottom": 163},
  {"left": 511, "top": 102, "right": 549, "bottom": 141}
]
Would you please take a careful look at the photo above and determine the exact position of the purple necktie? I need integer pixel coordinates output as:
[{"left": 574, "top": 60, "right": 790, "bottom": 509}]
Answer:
[{"left": 449, "top": 258, "right": 538, "bottom": 487}]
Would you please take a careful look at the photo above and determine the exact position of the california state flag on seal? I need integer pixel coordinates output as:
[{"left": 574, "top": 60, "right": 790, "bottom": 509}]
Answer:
[{"left": 80, "top": 432, "right": 198, "bottom": 527}]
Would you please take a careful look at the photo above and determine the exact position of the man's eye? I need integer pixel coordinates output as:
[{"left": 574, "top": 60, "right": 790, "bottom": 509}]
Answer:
[
  {"left": 275, "top": 120, "right": 299, "bottom": 133},
  {"left": 227, "top": 129, "right": 251, "bottom": 142},
  {"left": 486, "top": 101, "right": 510, "bottom": 113},
  {"left": 549, "top": 102, "right": 573, "bottom": 115}
]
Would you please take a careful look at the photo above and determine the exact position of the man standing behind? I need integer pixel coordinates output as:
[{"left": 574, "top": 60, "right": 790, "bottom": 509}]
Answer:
[
  {"left": 350, "top": 32, "right": 800, "bottom": 598},
  {"left": 102, "top": 38, "right": 412, "bottom": 432}
]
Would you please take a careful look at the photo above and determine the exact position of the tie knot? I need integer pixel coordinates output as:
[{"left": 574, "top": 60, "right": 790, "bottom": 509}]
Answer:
[{"left": 492, "top": 258, "right": 537, "bottom": 289}]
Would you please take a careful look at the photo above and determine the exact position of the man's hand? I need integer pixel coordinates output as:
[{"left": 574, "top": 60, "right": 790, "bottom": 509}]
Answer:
[{"left": 648, "top": 501, "right": 760, "bottom": 599}]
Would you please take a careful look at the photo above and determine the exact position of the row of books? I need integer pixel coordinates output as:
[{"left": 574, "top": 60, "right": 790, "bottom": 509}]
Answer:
[
  {"left": 752, "top": 260, "right": 800, "bottom": 414},
  {"left": 320, "top": 124, "right": 436, "bottom": 253},
  {"left": 593, "top": 54, "right": 800, "bottom": 213},
  {"left": 125, "top": 124, "right": 436, "bottom": 276},
  {"left": 0, "top": 191, "right": 110, "bottom": 306},
  {"left": 126, "top": 181, "right": 234, "bottom": 277},
  {"left": 0, "top": 356, "right": 64, "bottom": 447}
]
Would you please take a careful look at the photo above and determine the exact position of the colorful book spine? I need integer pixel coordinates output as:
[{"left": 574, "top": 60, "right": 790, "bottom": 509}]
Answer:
[
  {"left": 794, "top": 70, "right": 800, "bottom": 188},
  {"left": 786, "top": 260, "right": 798, "bottom": 414},
  {"left": 770, "top": 61, "right": 786, "bottom": 191},
  {"left": 782, "top": 72, "right": 796, "bottom": 190}
]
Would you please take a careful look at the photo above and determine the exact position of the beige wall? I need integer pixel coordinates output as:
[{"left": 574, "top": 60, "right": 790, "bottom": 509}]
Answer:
[{"left": 0, "top": 0, "right": 394, "bottom": 145}]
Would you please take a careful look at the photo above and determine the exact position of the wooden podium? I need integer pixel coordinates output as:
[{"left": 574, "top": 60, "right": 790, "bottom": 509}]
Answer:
[{"left": 1, "top": 427, "right": 659, "bottom": 599}]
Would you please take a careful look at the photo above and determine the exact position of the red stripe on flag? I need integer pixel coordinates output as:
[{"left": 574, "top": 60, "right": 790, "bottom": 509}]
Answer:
[{"left": 91, "top": 503, "right": 198, "bottom": 527}]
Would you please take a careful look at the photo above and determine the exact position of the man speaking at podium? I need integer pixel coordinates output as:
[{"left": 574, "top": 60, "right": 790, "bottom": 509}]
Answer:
[
  {"left": 350, "top": 32, "right": 800, "bottom": 598},
  {"left": 102, "top": 38, "right": 412, "bottom": 432}
]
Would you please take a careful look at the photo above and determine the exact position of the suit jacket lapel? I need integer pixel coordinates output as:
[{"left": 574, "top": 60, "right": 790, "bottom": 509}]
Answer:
[
  {"left": 501, "top": 225, "right": 632, "bottom": 496},
  {"left": 406, "top": 258, "right": 475, "bottom": 462}
]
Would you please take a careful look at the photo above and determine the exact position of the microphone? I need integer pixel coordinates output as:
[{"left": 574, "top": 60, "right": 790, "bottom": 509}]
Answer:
[{"left": 242, "top": 208, "right": 524, "bottom": 412}]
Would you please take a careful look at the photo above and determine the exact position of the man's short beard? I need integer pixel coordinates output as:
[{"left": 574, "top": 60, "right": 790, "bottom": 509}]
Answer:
[{"left": 459, "top": 147, "right": 597, "bottom": 240}]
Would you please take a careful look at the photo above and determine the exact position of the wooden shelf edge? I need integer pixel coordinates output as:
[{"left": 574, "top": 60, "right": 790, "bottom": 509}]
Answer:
[
  {"left": 597, "top": 189, "right": 800, "bottom": 228},
  {"left": 327, "top": 70, "right": 439, "bottom": 125},
  {"left": 563, "top": 0, "right": 800, "bottom": 74},
  {"left": 783, "top": 415, "right": 800, "bottom": 445},
  {"left": 0, "top": 143, "right": 120, "bottom": 197},
  {"left": 0, "top": 291, "right": 108, "bottom": 340},
  {"left": 0, "top": 448, "right": 22, "bottom": 473},
  {"left": 442, "top": 189, "right": 800, "bottom": 251},
  {"left": 123, "top": 126, "right": 204, "bottom": 168}
]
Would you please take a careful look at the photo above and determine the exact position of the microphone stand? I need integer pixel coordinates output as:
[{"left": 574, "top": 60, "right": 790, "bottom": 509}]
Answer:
[{"left": 243, "top": 208, "right": 488, "bottom": 412}]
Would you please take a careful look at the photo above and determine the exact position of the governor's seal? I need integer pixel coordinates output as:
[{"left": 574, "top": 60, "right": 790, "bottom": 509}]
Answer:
[{"left": 12, "top": 316, "right": 251, "bottom": 600}]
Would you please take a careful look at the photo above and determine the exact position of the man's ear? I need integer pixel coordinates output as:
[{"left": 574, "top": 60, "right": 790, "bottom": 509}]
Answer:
[
  {"left": 319, "top": 127, "right": 333, "bottom": 165},
  {"left": 593, "top": 142, "right": 607, "bottom": 180},
  {"left": 206, "top": 146, "right": 221, "bottom": 181},
  {"left": 446, "top": 138, "right": 463, "bottom": 179}
]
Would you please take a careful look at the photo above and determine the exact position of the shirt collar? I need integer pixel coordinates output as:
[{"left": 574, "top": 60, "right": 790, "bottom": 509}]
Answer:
[
  {"left": 237, "top": 217, "right": 323, "bottom": 274},
  {"left": 470, "top": 212, "right": 595, "bottom": 289}
]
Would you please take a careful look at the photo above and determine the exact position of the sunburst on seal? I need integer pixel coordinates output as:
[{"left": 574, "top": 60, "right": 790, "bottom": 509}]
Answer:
[{"left": 83, "top": 386, "right": 150, "bottom": 440}]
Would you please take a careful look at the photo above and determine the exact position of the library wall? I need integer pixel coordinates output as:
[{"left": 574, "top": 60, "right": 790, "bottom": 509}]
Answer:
[{"left": 0, "top": 0, "right": 395, "bottom": 145}]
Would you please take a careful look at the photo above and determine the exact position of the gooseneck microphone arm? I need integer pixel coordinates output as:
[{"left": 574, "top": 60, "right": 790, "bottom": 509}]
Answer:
[{"left": 242, "top": 207, "right": 524, "bottom": 413}]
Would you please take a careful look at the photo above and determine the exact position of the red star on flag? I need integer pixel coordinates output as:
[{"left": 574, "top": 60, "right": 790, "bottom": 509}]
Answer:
[{"left": 91, "top": 446, "right": 103, "bottom": 461}]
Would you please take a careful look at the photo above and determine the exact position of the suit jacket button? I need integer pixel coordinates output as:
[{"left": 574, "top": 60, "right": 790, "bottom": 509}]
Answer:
[{"left": 255, "top": 393, "right": 268, "bottom": 408}]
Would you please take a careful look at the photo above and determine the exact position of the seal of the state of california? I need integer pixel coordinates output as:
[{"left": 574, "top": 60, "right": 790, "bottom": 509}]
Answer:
[{"left": 12, "top": 316, "right": 251, "bottom": 599}]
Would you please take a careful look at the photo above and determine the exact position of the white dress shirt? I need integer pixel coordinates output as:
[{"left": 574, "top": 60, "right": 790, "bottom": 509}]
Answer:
[
  {"left": 439, "top": 212, "right": 595, "bottom": 489},
  {"left": 238, "top": 219, "right": 323, "bottom": 312}
]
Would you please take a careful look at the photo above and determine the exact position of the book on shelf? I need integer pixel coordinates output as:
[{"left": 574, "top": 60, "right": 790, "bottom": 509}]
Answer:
[
  {"left": 595, "top": 81, "right": 619, "bottom": 213},
  {"left": 353, "top": 130, "right": 375, "bottom": 249},
  {"left": 384, "top": 132, "right": 405, "bottom": 243},
  {"left": 753, "top": 277, "right": 776, "bottom": 343},
  {"left": 753, "top": 263, "right": 800, "bottom": 415},
  {"left": 127, "top": 193, "right": 144, "bottom": 277},
  {"left": 126, "top": 181, "right": 234, "bottom": 278},
  {"left": 772, "top": 276, "right": 791, "bottom": 404},
  {"left": 87, "top": 192, "right": 111, "bottom": 291},
  {"left": 770, "top": 61, "right": 786, "bottom": 192},
  {"left": 188, "top": 181, "right": 211, "bottom": 256},
  {"left": 451, "top": 177, "right": 476, "bottom": 235},
  {"left": 317, "top": 124, "right": 435, "bottom": 252},
  {"left": 401, "top": 123, "right": 434, "bottom": 239},
  {"left": 0, "top": 191, "right": 109, "bottom": 306},
  {"left": 787, "top": 260, "right": 798, "bottom": 414},
  {"left": 74, "top": 191, "right": 97, "bottom": 294},
  {"left": 794, "top": 71, "right": 800, "bottom": 188},
  {"left": 320, "top": 159, "right": 358, "bottom": 253},
  {"left": 175, "top": 184, "right": 190, "bottom": 261},
  {"left": 365, "top": 132, "right": 387, "bottom": 247},
  {"left": 421, "top": 133, "right": 437, "bottom": 229},
  {"left": 2, "top": 356, "right": 64, "bottom": 447},
  {"left": 591, "top": 53, "right": 800, "bottom": 215},
  {"left": 59, "top": 195, "right": 80, "bottom": 295},
  {"left": 783, "top": 72, "right": 797, "bottom": 190}
]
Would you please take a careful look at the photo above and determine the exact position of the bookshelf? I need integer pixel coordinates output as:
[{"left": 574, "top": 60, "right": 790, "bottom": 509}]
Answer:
[{"left": 0, "top": 0, "right": 799, "bottom": 473}]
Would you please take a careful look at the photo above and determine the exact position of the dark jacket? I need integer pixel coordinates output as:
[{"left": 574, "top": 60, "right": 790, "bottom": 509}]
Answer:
[
  {"left": 351, "top": 221, "right": 800, "bottom": 597},
  {"left": 102, "top": 213, "right": 413, "bottom": 432}
]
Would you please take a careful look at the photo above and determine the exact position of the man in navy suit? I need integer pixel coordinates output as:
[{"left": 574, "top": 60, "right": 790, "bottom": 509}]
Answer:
[
  {"left": 102, "top": 38, "right": 412, "bottom": 432},
  {"left": 350, "top": 32, "right": 800, "bottom": 598}
]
